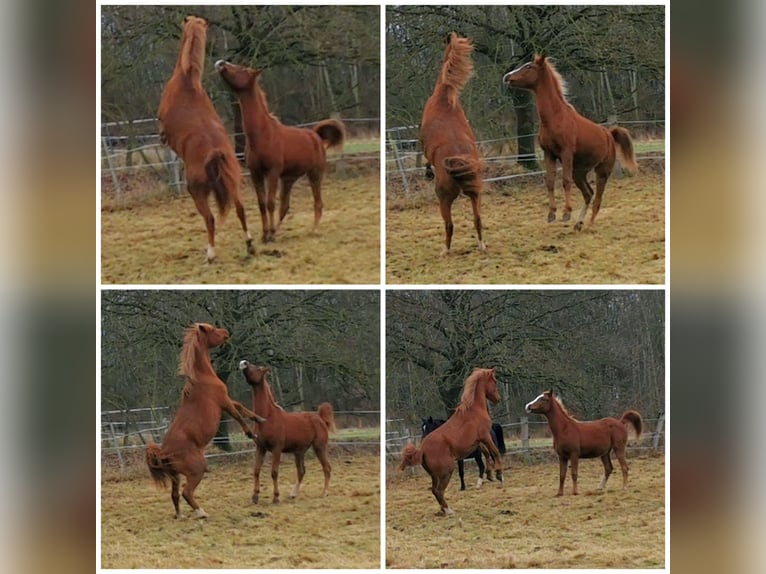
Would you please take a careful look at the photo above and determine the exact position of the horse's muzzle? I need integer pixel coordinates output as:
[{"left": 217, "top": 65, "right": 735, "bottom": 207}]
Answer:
[{"left": 238, "top": 360, "right": 249, "bottom": 370}]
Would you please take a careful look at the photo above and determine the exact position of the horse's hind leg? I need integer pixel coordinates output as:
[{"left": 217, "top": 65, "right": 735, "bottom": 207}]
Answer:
[
  {"left": 308, "top": 172, "right": 324, "bottom": 233},
  {"left": 589, "top": 167, "right": 611, "bottom": 226},
  {"left": 313, "top": 442, "right": 332, "bottom": 497},
  {"left": 290, "top": 451, "right": 306, "bottom": 499},
  {"left": 466, "top": 191, "right": 487, "bottom": 252},
  {"left": 278, "top": 178, "right": 298, "bottom": 227},
  {"left": 252, "top": 446, "right": 266, "bottom": 504},
  {"left": 598, "top": 453, "right": 614, "bottom": 490},
  {"left": 189, "top": 186, "right": 216, "bottom": 263},
  {"left": 570, "top": 455, "right": 580, "bottom": 495},
  {"left": 437, "top": 193, "right": 456, "bottom": 255},
  {"left": 431, "top": 471, "right": 454, "bottom": 515},
  {"left": 615, "top": 445, "right": 630, "bottom": 488},
  {"left": 572, "top": 169, "right": 594, "bottom": 232},
  {"left": 543, "top": 151, "right": 558, "bottom": 222},
  {"left": 560, "top": 152, "right": 575, "bottom": 222},
  {"left": 270, "top": 448, "right": 283, "bottom": 504},
  {"left": 265, "top": 172, "right": 280, "bottom": 242},
  {"left": 170, "top": 472, "right": 182, "bottom": 519},
  {"left": 181, "top": 453, "right": 209, "bottom": 518},
  {"left": 233, "top": 195, "right": 256, "bottom": 256}
]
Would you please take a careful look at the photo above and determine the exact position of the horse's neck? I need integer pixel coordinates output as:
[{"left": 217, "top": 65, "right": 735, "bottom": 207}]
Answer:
[
  {"left": 534, "top": 73, "right": 570, "bottom": 127},
  {"left": 241, "top": 88, "right": 277, "bottom": 135},
  {"left": 251, "top": 384, "right": 278, "bottom": 415},
  {"left": 545, "top": 402, "right": 574, "bottom": 434},
  {"left": 189, "top": 348, "right": 216, "bottom": 380}
]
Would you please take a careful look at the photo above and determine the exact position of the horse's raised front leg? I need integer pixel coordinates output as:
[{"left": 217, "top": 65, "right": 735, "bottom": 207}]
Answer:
[
  {"left": 478, "top": 432, "right": 503, "bottom": 483},
  {"left": 230, "top": 400, "right": 266, "bottom": 424},
  {"left": 221, "top": 398, "right": 259, "bottom": 439},
  {"left": 252, "top": 446, "right": 266, "bottom": 504},
  {"left": 270, "top": 448, "right": 283, "bottom": 504},
  {"left": 543, "top": 151, "right": 557, "bottom": 223}
]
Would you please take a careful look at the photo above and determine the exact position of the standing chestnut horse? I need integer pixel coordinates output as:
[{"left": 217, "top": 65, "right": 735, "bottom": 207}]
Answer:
[
  {"left": 145, "top": 323, "right": 265, "bottom": 518},
  {"left": 525, "top": 390, "right": 643, "bottom": 496},
  {"left": 503, "top": 55, "right": 638, "bottom": 230},
  {"left": 421, "top": 33, "right": 485, "bottom": 255},
  {"left": 399, "top": 368, "right": 503, "bottom": 515},
  {"left": 238, "top": 360, "right": 335, "bottom": 504},
  {"left": 157, "top": 16, "right": 255, "bottom": 263},
  {"left": 214, "top": 60, "right": 345, "bottom": 243}
]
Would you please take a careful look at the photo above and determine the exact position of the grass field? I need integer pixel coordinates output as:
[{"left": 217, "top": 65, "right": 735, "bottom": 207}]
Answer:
[
  {"left": 101, "top": 170, "right": 380, "bottom": 284},
  {"left": 101, "top": 451, "right": 380, "bottom": 569},
  {"left": 386, "top": 453, "right": 665, "bottom": 569},
  {"left": 386, "top": 167, "right": 664, "bottom": 284}
]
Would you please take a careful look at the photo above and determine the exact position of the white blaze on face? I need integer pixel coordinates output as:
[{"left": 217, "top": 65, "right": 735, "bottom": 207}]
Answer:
[
  {"left": 525, "top": 393, "right": 546, "bottom": 413},
  {"left": 503, "top": 61, "right": 531, "bottom": 83}
]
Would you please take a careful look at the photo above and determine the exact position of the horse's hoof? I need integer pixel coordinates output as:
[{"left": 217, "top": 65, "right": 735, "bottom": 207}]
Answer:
[
  {"left": 459, "top": 485, "right": 466, "bottom": 491},
  {"left": 246, "top": 239, "right": 256, "bottom": 256},
  {"left": 272, "top": 497, "right": 280, "bottom": 504},
  {"left": 547, "top": 213, "right": 556, "bottom": 223},
  {"left": 556, "top": 492, "right": 564, "bottom": 497},
  {"left": 194, "top": 508, "right": 209, "bottom": 519},
  {"left": 252, "top": 495, "right": 259, "bottom": 504},
  {"left": 574, "top": 221, "right": 583, "bottom": 232},
  {"left": 562, "top": 211, "right": 571, "bottom": 222}
]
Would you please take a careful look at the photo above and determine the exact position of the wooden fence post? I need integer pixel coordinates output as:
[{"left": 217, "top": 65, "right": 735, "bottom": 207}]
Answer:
[
  {"left": 387, "top": 131, "right": 410, "bottom": 194},
  {"left": 521, "top": 416, "right": 529, "bottom": 453},
  {"left": 108, "top": 422, "right": 126, "bottom": 473},
  {"left": 652, "top": 413, "right": 665, "bottom": 450}
]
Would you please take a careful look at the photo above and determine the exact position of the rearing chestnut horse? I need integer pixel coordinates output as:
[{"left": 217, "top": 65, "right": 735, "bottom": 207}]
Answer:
[
  {"left": 421, "top": 32, "right": 485, "bottom": 255},
  {"left": 239, "top": 360, "right": 335, "bottom": 504},
  {"left": 503, "top": 55, "right": 638, "bottom": 230},
  {"left": 145, "top": 324, "right": 265, "bottom": 519},
  {"left": 525, "top": 390, "right": 643, "bottom": 496},
  {"left": 399, "top": 368, "right": 503, "bottom": 515},
  {"left": 215, "top": 60, "right": 345, "bottom": 243},
  {"left": 157, "top": 16, "right": 255, "bottom": 262}
]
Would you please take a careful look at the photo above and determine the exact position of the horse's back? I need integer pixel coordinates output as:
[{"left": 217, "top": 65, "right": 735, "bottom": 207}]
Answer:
[
  {"left": 574, "top": 417, "right": 628, "bottom": 457},
  {"left": 279, "top": 125, "right": 326, "bottom": 175}
]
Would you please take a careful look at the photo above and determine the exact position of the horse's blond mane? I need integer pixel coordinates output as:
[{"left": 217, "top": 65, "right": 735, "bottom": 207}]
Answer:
[
  {"left": 437, "top": 33, "right": 475, "bottom": 107},
  {"left": 537, "top": 55, "right": 570, "bottom": 104},
  {"left": 254, "top": 368, "right": 285, "bottom": 412},
  {"left": 179, "top": 17, "right": 207, "bottom": 86},
  {"left": 552, "top": 393, "right": 578, "bottom": 421},
  {"left": 454, "top": 368, "right": 491, "bottom": 415},
  {"left": 178, "top": 324, "right": 205, "bottom": 383}
]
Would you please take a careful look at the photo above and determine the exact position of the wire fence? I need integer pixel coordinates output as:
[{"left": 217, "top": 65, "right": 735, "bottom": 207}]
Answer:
[
  {"left": 100, "top": 116, "right": 381, "bottom": 203},
  {"left": 384, "top": 413, "right": 665, "bottom": 465},
  {"left": 385, "top": 118, "right": 665, "bottom": 193}
]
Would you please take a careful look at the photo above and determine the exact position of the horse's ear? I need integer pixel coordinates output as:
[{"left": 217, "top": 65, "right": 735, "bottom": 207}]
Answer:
[
  {"left": 197, "top": 323, "right": 208, "bottom": 333},
  {"left": 263, "top": 366, "right": 271, "bottom": 374},
  {"left": 535, "top": 54, "right": 546, "bottom": 64}
]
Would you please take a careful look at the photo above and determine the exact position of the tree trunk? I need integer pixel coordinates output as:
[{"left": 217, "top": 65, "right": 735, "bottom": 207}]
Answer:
[{"left": 512, "top": 90, "right": 538, "bottom": 170}]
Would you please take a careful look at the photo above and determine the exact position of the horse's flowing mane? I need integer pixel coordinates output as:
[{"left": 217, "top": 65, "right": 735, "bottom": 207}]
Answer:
[
  {"left": 179, "top": 17, "right": 206, "bottom": 85},
  {"left": 455, "top": 368, "right": 489, "bottom": 415},
  {"left": 256, "top": 370, "right": 285, "bottom": 412},
  {"left": 438, "top": 33, "right": 475, "bottom": 107},
  {"left": 552, "top": 393, "right": 578, "bottom": 421},
  {"left": 178, "top": 324, "right": 205, "bottom": 382},
  {"left": 536, "top": 55, "right": 570, "bottom": 103}
]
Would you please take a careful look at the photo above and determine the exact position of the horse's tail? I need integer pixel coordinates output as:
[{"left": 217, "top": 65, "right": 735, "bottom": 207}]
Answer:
[
  {"left": 398, "top": 442, "right": 422, "bottom": 470},
  {"left": 313, "top": 119, "right": 345, "bottom": 150},
  {"left": 443, "top": 156, "right": 483, "bottom": 194},
  {"left": 145, "top": 442, "right": 172, "bottom": 488},
  {"left": 609, "top": 126, "right": 638, "bottom": 174},
  {"left": 491, "top": 423, "right": 507, "bottom": 455},
  {"left": 621, "top": 410, "right": 643, "bottom": 440},
  {"left": 317, "top": 402, "right": 337, "bottom": 433},
  {"left": 204, "top": 148, "right": 240, "bottom": 218},
  {"left": 438, "top": 33, "right": 474, "bottom": 106}
]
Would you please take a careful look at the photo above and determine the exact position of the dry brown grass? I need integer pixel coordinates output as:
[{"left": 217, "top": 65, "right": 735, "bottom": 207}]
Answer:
[
  {"left": 386, "top": 168, "right": 664, "bottom": 284},
  {"left": 386, "top": 453, "right": 665, "bottom": 569},
  {"left": 101, "top": 452, "right": 380, "bottom": 569},
  {"left": 101, "top": 171, "right": 380, "bottom": 284}
]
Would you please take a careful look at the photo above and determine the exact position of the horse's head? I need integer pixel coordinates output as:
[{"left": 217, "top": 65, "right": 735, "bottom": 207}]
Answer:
[
  {"left": 421, "top": 416, "right": 445, "bottom": 438},
  {"left": 525, "top": 390, "right": 554, "bottom": 415},
  {"left": 215, "top": 60, "right": 262, "bottom": 94},
  {"left": 484, "top": 368, "right": 501, "bottom": 403},
  {"left": 503, "top": 54, "right": 547, "bottom": 90},
  {"left": 196, "top": 323, "right": 229, "bottom": 348},
  {"left": 238, "top": 360, "right": 270, "bottom": 386}
]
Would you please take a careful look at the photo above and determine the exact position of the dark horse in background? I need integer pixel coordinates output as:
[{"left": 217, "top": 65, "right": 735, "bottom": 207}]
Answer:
[{"left": 422, "top": 416, "right": 506, "bottom": 490}]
